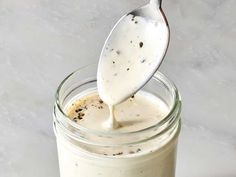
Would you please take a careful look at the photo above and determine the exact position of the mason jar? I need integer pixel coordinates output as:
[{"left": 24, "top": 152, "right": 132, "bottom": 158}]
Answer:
[{"left": 53, "top": 64, "right": 181, "bottom": 177}]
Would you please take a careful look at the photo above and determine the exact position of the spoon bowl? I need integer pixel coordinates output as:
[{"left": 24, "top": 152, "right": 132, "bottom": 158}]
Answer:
[{"left": 97, "top": 0, "right": 170, "bottom": 106}]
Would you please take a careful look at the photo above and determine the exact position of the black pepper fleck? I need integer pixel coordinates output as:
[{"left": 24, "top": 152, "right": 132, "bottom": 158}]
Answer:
[
  {"left": 112, "top": 61, "right": 115, "bottom": 64},
  {"left": 77, "top": 112, "right": 85, "bottom": 120},
  {"left": 75, "top": 108, "right": 83, "bottom": 113},
  {"left": 113, "top": 152, "right": 123, "bottom": 156},
  {"left": 116, "top": 50, "right": 121, "bottom": 55},
  {"left": 135, "top": 21, "right": 138, "bottom": 24},
  {"left": 98, "top": 106, "right": 103, "bottom": 109},
  {"left": 139, "top": 42, "right": 143, "bottom": 48},
  {"left": 127, "top": 68, "right": 130, "bottom": 71},
  {"left": 99, "top": 100, "right": 103, "bottom": 104},
  {"left": 136, "top": 148, "right": 141, "bottom": 152},
  {"left": 131, "top": 15, "right": 135, "bottom": 21}
]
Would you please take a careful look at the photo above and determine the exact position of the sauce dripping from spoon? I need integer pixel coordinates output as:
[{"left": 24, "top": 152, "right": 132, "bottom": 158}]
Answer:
[{"left": 97, "top": 0, "right": 169, "bottom": 130}]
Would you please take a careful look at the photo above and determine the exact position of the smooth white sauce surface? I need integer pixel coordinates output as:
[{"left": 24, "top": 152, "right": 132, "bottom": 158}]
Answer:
[
  {"left": 66, "top": 89, "right": 169, "bottom": 133},
  {"left": 58, "top": 89, "right": 177, "bottom": 177}
]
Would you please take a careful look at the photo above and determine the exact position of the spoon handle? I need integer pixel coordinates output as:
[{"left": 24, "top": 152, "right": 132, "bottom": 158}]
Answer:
[{"left": 150, "top": 0, "right": 162, "bottom": 8}]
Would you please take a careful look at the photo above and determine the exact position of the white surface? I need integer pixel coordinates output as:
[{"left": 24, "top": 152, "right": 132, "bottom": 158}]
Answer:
[{"left": 0, "top": 0, "right": 235, "bottom": 176}]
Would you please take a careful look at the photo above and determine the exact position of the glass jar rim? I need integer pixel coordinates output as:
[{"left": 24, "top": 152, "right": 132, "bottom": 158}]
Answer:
[{"left": 54, "top": 64, "right": 181, "bottom": 139}]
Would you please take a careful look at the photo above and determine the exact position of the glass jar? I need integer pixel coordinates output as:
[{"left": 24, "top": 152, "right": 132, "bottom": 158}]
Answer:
[{"left": 53, "top": 64, "right": 181, "bottom": 177}]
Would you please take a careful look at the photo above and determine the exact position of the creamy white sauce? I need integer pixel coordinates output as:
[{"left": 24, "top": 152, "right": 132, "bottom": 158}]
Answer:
[
  {"left": 97, "top": 12, "right": 169, "bottom": 129},
  {"left": 56, "top": 89, "right": 178, "bottom": 177},
  {"left": 103, "top": 105, "right": 120, "bottom": 129},
  {"left": 97, "top": 13, "right": 169, "bottom": 107},
  {"left": 66, "top": 89, "right": 169, "bottom": 133}
]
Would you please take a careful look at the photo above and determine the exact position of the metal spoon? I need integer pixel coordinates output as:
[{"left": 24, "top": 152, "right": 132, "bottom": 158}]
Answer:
[{"left": 97, "top": 0, "right": 170, "bottom": 106}]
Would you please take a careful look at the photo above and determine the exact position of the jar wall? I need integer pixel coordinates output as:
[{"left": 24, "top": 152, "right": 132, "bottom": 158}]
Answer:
[{"left": 53, "top": 64, "right": 181, "bottom": 177}]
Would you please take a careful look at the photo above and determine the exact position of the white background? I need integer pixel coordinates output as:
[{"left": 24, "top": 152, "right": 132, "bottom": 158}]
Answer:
[{"left": 0, "top": 0, "right": 235, "bottom": 176}]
